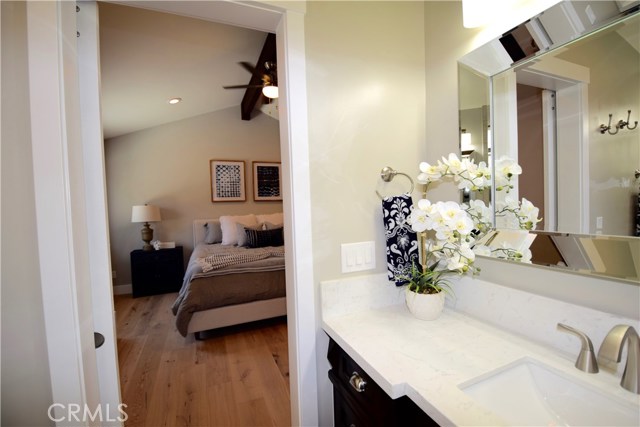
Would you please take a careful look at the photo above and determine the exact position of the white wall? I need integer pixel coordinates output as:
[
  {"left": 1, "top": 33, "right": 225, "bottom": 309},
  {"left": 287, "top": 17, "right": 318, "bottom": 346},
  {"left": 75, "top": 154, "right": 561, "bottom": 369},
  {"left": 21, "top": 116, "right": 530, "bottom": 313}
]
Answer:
[
  {"left": 105, "top": 106, "right": 281, "bottom": 288},
  {"left": 304, "top": 1, "right": 426, "bottom": 424},
  {"left": 0, "top": 2, "right": 54, "bottom": 425}
]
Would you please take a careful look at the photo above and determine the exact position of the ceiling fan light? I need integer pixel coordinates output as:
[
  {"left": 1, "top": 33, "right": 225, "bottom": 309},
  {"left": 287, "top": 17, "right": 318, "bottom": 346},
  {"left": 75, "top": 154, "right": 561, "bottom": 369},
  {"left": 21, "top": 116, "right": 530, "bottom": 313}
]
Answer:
[
  {"left": 168, "top": 97, "right": 182, "bottom": 105},
  {"left": 262, "top": 85, "right": 279, "bottom": 99}
]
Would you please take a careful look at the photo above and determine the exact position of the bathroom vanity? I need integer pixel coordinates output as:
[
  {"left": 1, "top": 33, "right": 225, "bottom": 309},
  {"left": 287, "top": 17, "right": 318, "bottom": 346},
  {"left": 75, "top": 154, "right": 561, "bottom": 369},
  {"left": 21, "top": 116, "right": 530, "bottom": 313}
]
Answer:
[
  {"left": 321, "top": 275, "right": 640, "bottom": 426},
  {"left": 327, "top": 338, "right": 436, "bottom": 426}
]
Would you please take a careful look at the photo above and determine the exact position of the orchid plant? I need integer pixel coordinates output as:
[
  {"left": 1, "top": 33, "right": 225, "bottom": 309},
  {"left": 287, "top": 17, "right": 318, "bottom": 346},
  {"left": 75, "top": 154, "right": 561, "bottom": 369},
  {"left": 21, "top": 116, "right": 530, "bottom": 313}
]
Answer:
[{"left": 402, "top": 153, "right": 541, "bottom": 294}]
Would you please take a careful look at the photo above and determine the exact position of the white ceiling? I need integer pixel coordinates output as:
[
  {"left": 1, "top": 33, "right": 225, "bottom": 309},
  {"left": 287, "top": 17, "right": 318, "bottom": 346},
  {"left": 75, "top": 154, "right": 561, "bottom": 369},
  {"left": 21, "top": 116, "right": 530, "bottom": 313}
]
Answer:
[{"left": 98, "top": 2, "right": 267, "bottom": 139}]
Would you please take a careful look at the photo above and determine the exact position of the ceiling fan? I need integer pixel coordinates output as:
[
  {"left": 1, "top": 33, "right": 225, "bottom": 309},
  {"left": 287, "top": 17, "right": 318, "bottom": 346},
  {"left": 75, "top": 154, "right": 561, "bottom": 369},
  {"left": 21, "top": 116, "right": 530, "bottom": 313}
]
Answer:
[{"left": 223, "top": 61, "right": 278, "bottom": 99}]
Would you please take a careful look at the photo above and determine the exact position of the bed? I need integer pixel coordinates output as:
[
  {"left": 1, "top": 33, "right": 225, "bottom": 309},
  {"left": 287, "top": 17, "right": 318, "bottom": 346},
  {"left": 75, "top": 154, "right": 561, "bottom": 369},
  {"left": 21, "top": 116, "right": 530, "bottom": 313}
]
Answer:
[{"left": 171, "top": 215, "right": 287, "bottom": 338}]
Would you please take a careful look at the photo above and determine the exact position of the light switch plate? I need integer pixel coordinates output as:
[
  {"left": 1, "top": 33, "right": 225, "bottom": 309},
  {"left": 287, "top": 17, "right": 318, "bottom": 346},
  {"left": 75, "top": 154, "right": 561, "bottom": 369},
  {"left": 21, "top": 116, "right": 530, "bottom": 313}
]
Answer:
[{"left": 341, "top": 241, "right": 376, "bottom": 273}]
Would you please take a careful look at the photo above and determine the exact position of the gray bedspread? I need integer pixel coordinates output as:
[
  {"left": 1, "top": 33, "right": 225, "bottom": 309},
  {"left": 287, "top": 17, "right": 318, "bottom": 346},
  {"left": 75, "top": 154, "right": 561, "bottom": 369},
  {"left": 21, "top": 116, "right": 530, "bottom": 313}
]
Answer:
[{"left": 171, "top": 243, "right": 285, "bottom": 336}]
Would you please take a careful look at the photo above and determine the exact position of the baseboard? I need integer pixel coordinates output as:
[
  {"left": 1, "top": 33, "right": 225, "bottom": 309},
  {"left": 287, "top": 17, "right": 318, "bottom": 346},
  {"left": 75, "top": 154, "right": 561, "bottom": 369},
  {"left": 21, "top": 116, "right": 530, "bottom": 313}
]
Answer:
[{"left": 113, "top": 284, "right": 132, "bottom": 295}]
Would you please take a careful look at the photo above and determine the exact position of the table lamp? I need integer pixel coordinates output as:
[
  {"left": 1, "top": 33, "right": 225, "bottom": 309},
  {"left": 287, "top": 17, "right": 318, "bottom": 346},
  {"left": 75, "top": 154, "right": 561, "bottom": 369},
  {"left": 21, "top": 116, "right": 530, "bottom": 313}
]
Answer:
[{"left": 131, "top": 204, "right": 161, "bottom": 251}]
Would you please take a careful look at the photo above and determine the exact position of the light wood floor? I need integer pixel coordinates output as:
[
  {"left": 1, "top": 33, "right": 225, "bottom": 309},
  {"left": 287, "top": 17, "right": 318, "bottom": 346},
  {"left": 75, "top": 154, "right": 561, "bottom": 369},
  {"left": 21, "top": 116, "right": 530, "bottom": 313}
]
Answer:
[{"left": 114, "top": 293, "right": 291, "bottom": 427}]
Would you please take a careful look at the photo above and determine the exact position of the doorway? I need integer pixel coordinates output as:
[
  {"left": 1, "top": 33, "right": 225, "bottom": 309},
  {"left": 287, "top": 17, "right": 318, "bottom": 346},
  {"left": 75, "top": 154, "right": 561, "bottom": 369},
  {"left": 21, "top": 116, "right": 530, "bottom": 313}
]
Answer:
[
  {"left": 99, "top": 3, "right": 290, "bottom": 425},
  {"left": 73, "top": 1, "right": 317, "bottom": 425}
]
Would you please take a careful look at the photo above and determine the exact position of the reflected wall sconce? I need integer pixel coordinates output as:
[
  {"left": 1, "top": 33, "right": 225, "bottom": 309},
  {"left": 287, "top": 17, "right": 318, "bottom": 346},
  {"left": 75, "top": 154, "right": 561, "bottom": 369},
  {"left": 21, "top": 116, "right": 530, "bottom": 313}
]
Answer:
[
  {"left": 599, "top": 110, "right": 638, "bottom": 135},
  {"left": 131, "top": 204, "right": 161, "bottom": 251}
]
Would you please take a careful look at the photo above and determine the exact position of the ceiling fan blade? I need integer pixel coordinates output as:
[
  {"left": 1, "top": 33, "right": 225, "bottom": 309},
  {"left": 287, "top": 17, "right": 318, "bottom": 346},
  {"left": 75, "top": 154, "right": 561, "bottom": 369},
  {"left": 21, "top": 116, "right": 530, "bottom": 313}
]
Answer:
[
  {"left": 239, "top": 61, "right": 259, "bottom": 75},
  {"left": 223, "top": 84, "right": 264, "bottom": 89}
]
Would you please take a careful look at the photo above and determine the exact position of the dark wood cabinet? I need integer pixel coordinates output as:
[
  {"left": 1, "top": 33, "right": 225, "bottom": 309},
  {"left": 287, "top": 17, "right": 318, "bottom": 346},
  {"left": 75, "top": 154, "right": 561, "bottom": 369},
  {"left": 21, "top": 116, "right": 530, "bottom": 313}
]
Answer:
[
  {"left": 130, "top": 247, "right": 184, "bottom": 298},
  {"left": 328, "top": 338, "right": 438, "bottom": 427}
]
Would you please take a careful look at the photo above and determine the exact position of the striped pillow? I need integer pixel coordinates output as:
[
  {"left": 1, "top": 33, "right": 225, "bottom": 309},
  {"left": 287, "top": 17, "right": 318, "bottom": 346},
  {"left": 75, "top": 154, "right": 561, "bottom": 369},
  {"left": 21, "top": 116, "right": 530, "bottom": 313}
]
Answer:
[{"left": 245, "top": 227, "right": 284, "bottom": 248}]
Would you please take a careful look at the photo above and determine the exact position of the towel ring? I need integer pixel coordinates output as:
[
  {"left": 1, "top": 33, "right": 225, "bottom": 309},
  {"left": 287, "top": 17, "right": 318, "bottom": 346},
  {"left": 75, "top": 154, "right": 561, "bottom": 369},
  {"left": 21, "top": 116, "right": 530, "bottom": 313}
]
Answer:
[{"left": 375, "top": 166, "right": 415, "bottom": 200}]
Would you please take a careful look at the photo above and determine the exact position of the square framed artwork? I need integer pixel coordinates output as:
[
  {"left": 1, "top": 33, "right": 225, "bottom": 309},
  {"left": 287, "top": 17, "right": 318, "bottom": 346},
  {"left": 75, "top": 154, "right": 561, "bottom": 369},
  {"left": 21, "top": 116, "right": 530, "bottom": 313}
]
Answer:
[
  {"left": 253, "top": 161, "right": 282, "bottom": 201},
  {"left": 210, "top": 160, "right": 246, "bottom": 202}
]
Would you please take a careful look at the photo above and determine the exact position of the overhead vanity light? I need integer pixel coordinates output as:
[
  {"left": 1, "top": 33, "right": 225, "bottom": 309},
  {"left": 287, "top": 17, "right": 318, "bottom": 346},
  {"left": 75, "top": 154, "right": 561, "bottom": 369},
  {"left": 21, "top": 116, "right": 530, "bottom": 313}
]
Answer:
[
  {"left": 262, "top": 85, "right": 279, "bottom": 99},
  {"left": 463, "top": 0, "right": 487, "bottom": 28},
  {"left": 168, "top": 97, "right": 182, "bottom": 105}
]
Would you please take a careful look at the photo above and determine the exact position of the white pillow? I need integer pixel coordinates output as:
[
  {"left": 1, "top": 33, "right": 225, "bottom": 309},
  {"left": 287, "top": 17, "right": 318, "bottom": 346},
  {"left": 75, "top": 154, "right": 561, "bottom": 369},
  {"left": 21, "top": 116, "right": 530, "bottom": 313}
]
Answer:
[
  {"left": 203, "top": 220, "right": 223, "bottom": 244},
  {"left": 219, "top": 214, "right": 258, "bottom": 245},
  {"left": 256, "top": 212, "right": 283, "bottom": 227}
]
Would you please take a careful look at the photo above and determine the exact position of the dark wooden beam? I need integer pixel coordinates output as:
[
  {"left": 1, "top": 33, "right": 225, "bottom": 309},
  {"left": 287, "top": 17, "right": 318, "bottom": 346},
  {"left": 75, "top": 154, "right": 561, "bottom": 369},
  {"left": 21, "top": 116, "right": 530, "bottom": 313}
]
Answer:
[{"left": 241, "top": 33, "right": 277, "bottom": 120}]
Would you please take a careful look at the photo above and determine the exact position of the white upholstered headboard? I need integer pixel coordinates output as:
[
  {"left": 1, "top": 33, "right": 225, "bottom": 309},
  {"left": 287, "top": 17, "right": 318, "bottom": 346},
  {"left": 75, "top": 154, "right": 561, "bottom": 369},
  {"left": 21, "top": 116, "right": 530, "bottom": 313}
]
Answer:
[{"left": 192, "top": 219, "right": 216, "bottom": 248}]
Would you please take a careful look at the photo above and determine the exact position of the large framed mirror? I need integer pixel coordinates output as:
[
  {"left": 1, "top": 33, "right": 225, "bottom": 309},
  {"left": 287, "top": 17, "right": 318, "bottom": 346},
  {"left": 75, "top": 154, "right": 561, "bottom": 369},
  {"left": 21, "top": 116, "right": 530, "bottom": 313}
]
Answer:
[{"left": 459, "top": 0, "right": 639, "bottom": 283}]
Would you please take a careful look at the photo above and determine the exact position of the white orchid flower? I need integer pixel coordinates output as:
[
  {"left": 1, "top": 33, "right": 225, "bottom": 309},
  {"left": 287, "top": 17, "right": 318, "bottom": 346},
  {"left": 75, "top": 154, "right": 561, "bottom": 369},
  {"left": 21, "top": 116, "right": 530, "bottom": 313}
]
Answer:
[
  {"left": 417, "top": 162, "right": 443, "bottom": 184},
  {"left": 495, "top": 155, "right": 523, "bottom": 178},
  {"left": 409, "top": 208, "right": 429, "bottom": 232},
  {"left": 441, "top": 153, "right": 464, "bottom": 174}
]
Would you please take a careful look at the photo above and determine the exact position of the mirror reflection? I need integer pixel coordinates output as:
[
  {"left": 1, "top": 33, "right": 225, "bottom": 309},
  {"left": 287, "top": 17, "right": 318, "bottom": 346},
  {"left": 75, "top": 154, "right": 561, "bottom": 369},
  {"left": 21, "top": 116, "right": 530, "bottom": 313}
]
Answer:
[
  {"left": 458, "top": 64, "right": 491, "bottom": 206},
  {"left": 492, "top": 11, "right": 639, "bottom": 237},
  {"left": 458, "top": 1, "right": 639, "bottom": 284}
]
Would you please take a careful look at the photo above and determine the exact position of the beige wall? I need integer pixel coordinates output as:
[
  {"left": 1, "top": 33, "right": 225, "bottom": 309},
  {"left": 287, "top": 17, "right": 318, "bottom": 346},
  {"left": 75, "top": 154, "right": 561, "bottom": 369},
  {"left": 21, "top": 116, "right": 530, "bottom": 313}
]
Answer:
[
  {"left": 1, "top": 2, "right": 54, "bottom": 425},
  {"left": 105, "top": 106, "right": 281, "bottom": 288},
  {"left": 306, "top": 1, "right": 427, "bottom": 284},
  {"left": 304, "top": 2, "right": 427, "bottom": 423},
  {"left": 303, "top": 2, "right": 486, "bottom": 422}
]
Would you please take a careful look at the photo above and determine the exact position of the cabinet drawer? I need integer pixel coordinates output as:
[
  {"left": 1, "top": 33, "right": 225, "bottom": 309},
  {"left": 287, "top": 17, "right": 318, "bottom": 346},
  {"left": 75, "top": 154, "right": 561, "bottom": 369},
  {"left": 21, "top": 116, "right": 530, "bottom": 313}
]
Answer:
[
  {"left": 327, "top": 338, "right": 438, "bottom": 427},
  {"left": 328, "top": 339, "right": 393, "bottom": 415}
]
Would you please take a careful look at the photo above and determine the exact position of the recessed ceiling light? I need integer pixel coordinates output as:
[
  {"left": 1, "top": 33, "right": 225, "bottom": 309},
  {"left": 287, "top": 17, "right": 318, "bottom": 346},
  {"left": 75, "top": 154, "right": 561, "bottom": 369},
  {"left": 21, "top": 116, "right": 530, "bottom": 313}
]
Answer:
[{"left": 168, "top": 97, "right": 182, "bottom": 105}]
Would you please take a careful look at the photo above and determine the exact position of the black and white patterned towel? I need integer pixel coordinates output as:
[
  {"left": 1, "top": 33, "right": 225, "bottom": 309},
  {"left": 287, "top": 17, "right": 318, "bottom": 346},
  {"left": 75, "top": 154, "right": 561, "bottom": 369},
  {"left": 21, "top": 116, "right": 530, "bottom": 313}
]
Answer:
[{"left": 382, "top": 193, "right": 419, "bottom": 286}]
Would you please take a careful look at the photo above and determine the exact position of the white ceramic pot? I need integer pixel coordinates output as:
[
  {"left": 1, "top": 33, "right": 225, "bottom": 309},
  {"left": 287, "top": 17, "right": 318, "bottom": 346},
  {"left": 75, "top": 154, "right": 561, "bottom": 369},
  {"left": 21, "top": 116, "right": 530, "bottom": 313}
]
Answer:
[{"left": 405, "top": 287, "right": 445, "bottom": 320}]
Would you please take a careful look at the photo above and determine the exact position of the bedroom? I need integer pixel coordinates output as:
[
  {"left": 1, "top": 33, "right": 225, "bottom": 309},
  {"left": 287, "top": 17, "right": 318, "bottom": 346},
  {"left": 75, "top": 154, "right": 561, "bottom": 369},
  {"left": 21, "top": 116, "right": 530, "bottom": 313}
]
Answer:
[{"left": 100, "top": 2, "right": 289, "bottom": 425}]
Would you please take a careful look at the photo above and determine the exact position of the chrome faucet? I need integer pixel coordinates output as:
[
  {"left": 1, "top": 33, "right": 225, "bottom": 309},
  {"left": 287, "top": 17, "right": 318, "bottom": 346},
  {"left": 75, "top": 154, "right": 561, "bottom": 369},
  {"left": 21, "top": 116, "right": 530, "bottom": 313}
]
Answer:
[
  {"left": 557, "top": 323, "right": 599, "bottom": 373},
  {"left": 597, "top": 325, "right": 640, "bottom": 394}
]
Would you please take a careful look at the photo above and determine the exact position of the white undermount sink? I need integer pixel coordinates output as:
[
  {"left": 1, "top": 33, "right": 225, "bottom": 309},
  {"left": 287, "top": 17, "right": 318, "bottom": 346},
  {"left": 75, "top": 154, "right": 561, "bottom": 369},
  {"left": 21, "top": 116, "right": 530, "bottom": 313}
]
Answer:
[{"left": 459, "top": 357, "right": 640, "bottom": 426}]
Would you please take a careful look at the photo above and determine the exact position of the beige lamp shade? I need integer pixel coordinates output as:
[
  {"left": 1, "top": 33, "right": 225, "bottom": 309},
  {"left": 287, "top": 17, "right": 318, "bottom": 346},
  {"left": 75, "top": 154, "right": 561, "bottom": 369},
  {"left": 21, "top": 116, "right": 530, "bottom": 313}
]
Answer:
[{"left": 131, "top": 205, "right": 161, "bottom": 223}]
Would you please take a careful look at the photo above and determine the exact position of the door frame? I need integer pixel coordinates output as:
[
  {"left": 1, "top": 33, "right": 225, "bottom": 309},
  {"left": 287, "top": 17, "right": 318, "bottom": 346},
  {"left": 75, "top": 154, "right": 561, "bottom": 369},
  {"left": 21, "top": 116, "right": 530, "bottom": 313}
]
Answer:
[
  {"left": 25, "top": 2, "right": 102, "bottom": 422},
  {"left": 28, "top": 1, "right": 317, "bottom": 425}
]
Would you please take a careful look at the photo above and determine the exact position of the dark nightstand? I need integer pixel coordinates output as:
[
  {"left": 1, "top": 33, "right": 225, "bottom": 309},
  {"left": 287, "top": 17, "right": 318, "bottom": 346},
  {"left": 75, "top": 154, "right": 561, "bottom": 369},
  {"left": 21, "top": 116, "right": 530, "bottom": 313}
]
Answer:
[{"left": 130, "top": 246, "right": 184, "bottom": 298}]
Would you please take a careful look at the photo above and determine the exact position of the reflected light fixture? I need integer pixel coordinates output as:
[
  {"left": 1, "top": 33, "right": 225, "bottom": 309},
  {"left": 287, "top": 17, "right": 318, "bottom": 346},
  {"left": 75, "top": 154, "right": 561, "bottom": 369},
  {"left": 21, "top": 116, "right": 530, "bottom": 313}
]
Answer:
[
  {"left": 461, "top": 129, "right": 473, "bottom": 152},
  {"left": 131, "top": 204, "right": 161, "bottom": 251},
  {"left": 262, "top": 85, "right": 279, "bottom": 99},
  {"left": 168, "top": 97, "right": 182, "bottom": 104}
]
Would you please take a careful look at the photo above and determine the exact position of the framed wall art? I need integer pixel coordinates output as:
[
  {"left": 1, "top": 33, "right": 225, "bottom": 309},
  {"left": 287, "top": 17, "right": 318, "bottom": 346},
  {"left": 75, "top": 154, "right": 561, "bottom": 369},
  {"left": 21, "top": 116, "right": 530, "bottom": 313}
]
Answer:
[
  {"left": 210, "top": 160, "right": 246, "bottom": 202},
  {"left": 252, "top": 161, "right": 282, "bottom": 201}
]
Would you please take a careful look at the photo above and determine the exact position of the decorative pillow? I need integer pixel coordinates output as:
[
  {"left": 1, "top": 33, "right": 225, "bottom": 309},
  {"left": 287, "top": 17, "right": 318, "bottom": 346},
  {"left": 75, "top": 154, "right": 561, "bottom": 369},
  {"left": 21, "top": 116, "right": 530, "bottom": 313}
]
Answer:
[
  {"left": 204, "top": 220, "right": 223, "bottom": 244},
  {"left": 236, "top": 223, "right": 264, "bottom": 247},
  {"left": 219, "top": 214, "right": 258, "bottom": 245},
  {"left": 256, "top": 213, "right": 283, "bottom": 227},
  {"left": 245, "top": 227, "right": 284, "bottom": 248}
]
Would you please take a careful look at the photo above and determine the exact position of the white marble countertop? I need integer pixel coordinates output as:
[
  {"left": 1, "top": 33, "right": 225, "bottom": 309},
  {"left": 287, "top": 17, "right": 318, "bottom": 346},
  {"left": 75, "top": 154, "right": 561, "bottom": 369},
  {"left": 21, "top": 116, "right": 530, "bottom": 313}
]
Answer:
[{"left": 322, "top": 301, "right": 640, "bottom": 426}]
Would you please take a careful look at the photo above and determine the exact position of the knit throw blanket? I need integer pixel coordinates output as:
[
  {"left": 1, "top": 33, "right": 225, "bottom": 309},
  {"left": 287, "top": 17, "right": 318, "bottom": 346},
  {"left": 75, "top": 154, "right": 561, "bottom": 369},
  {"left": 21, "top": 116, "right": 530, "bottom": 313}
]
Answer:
[
  {"left": 198, "top": 246, "right": 285, "bottom": 272},
  {"left": 382, "top": 193, "right": 419, "bottom": 286}
]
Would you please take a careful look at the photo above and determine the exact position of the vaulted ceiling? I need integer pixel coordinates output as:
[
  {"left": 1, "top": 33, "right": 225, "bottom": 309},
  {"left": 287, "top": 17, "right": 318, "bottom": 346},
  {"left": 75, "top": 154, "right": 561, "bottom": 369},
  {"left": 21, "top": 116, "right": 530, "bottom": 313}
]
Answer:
[{"left": 98, "top": 2, "right": 269, "bottom": 139}]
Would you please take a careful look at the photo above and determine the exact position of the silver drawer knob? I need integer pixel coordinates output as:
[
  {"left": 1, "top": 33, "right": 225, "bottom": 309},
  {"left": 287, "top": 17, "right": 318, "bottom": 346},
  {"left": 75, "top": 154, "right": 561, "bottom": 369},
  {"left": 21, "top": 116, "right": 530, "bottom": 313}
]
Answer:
[{"left": 349, "top": 371, "right": 367, "bottom": 393}]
